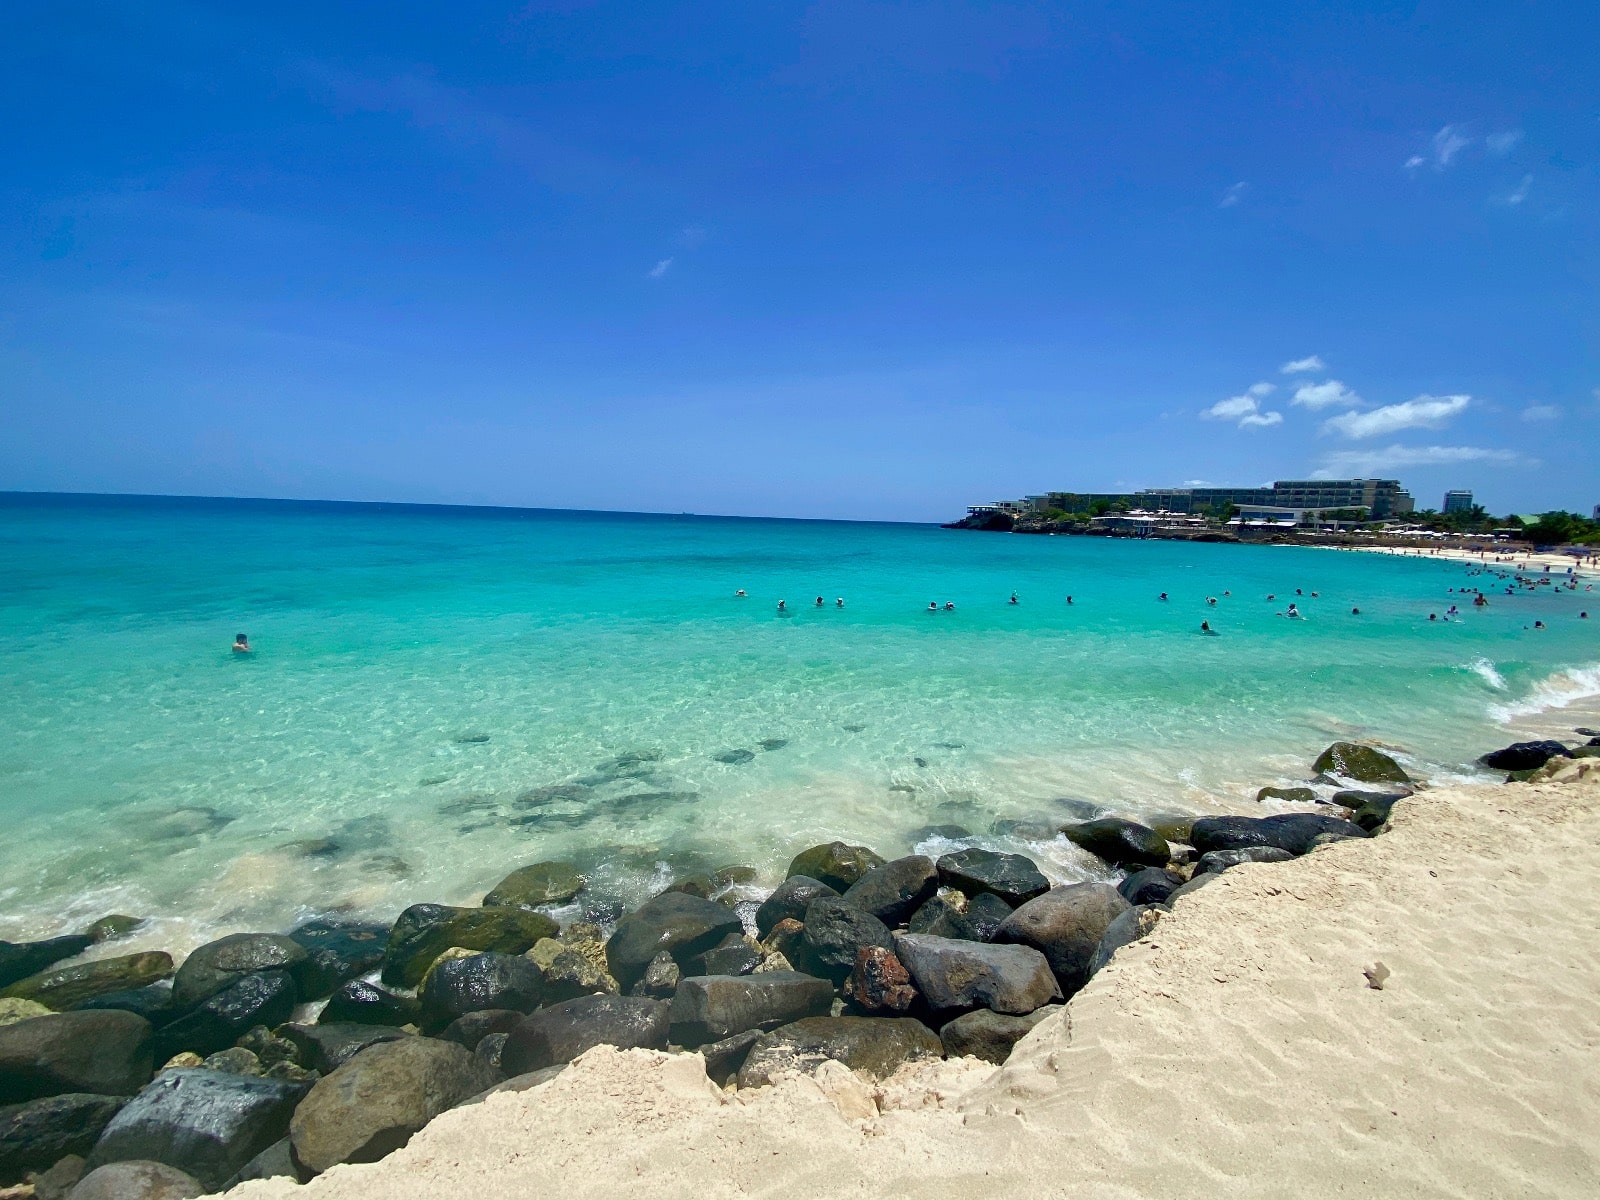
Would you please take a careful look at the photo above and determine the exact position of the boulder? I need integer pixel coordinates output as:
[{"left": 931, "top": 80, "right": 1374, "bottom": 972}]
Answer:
[
  {"left": 1165, "top": 873, "right": 1215, "bottom": 904},
  {"left": 1194, "top": 847, "right": 1296, "bottom": 876},
  {"left": 473, "top": 1032, "right": 508, "bottom": 1074},
  {"left": 1089, "top": 905, "right": 1164, "bottom": 973},
  {"left": 1060, "top": 819, "right": 1170, "bottom": 869},
  {"left": 1146, "top": 812, "right": 1195, "bottom": 844},
  {"left": 1330, "top": 788, "right": 1410, "bottom": 809},
  {"left": 935, "top": 849, "right": 1050, "bottom": 906},
  {"left": 631, "top": 952, "right": 681, "bottom": 999},
  {"left": 169, "top": 936, "right": 308, "bottom": 1011},
  {"left": 843, "top": 946, "right": 917, "bottom": 1014},
  {"left": 439, "top": 1009, "right": 523, "bottom": 1051},
  {"left": 288, "top": 1038, "right": 496, "bottom": 1175},
  {"left": 1116, "top": 867, "right": 1185, "bottom": 906},
  {"left": 0, "top": 999, "right": 52, "bottom": 1028},
  {"left": 892, "top": 934, "right": 1061, "bottom": 1016},
  {"left": 963, "top": 894, "right": 1014, "bottom": 941},
  {"left": 224, "top": 1136, "right": 307, "bottom": 1188},
  {"left": 154, "top": 972, "right": 297, "bottom": 1060},
  {"left": 993, "top": 884, "right": 1130, "bottom": 998},
  {"left": 276, "top": 1023, "right": 411, "bottom": 1074},
  {"left": 907, "top": 894, "right": 978, "bottom": 941},
  {"left": 668, "top": 972, "right": 834, "bottom": 1047},
  {"left": 939, "top": 1005, "right": 1061, "bottom": 1065},
  {"left": 0, "top": 1012, "right": 153, "bottom": 1104},
  {"left": 2, "top": 954, "right": 173, "bottom": 1012},
  {"left": 690, "top": 936, "right": 763, "bottom": 978},
  {"left": 69, "top": 985, "right": 175, "bottom": 1028},
  {"left": 604, "top": 892, "right": 744, "bottom": 991},
  {"left": 1348, "top": 793, "right": 1406, "bottom": 831},
  {"left": 286, "top": 921, "right": 389, "bottom": 999},
  {"left": 482, "top": 861, "right": 585, "bottom": 908},
  {"left": 800, "top": 898, "right": 895, "bottom": 982},
  {"left": 1313, "top": 742, "right": 1411, "bottom": 784},
  {"left": 318, "top": 979, "right": 419, "bottom": 1027},
  {"left": 501, "top": 995, "right": 670, "bottom": 1074},
  {"left": 0, "top": 938, "right": 93, "bottom": 992},
  {"left": 1189, "top": 813, "right": 1368, "bottom": 857},
  {"left": 699, "top": 1029, "right": 764, "bottom": 1086},
  {"left": 737, "top": 1016, "right": 942, "bottom": 1087},
  {"left": 0, "top": 1093, "right": 126, "bottom": 1183},
  {"left": 841, "top": 856, "right": 939, "bottom": 928},
  {"left": 1255, "top": 786, "right": 1317, "bottom": 804},
  {"left": 526, "top": 939, "right": 617, "bottom": 1002},
  {"left": 1479, "top": 740, "right": 1571, "bottom": 772},
  {"left": 785, "top": 843, "right": 886, "bottom": 892},
  {"left": 460, "top": 1065, "right": 566, "bottom": 1106},
  {"left": 418, "top": 952, "right": 544, "bottom": 1031},
  {"left": 381, "top": 905, "right": 559, "bottom": 988},
  {"left": 30, "top": 1151, "right": 86, "bottom": 1199},
  {"left": 66, "top": 1160, "right": 204, "bottom": 1199},
  {"left": 754, "top": 876, "right": 840, "bottom": 939},
  {"left": 199, "top": 1047, "right": 261, "bottom": 1076},
  {"left": 84, "top": 917, "right": 146, "bottom": 946},
  {"left": 84, "top": 1068, "right": 302, "bottom": 1192}
]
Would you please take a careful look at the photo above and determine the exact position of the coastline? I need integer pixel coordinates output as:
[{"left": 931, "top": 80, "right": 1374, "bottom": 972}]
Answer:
[{"left": 1344, "top": 541, "right": 1595, "bottom": 579}]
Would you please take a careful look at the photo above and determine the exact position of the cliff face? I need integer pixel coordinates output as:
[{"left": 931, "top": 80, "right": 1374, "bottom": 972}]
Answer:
[{"left": 942, "top": 511, "right": 1015, "bottom": 531}]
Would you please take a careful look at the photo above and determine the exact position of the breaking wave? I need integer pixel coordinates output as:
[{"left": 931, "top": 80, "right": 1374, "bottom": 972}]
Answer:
[{"left": 1489, "top": 662, "right": 1600, "bottom": 722}]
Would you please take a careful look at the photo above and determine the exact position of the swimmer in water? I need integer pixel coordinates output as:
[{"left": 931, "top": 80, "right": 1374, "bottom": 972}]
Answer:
[
  {"left": 1428, "top": 613, "right": 1437, "bottom": 621},
  {"left": 1310, "top": 591, "right": 1319, "bottom": 598},
  {"left": 1267, "top": 594, "right": 1276, "bottom": 601},
  {"left": 1158, "top": 592, "right": 1168, "bottom": 601},
  {"left": 815, "top": 596, "right": 824, "bottom": 607},
  {"left": 777, "top": 599, "right": 787, "bottom": 611},
  {"left": 1351, "top": 607, "right": 1360, "bottom": 615},
  {"left": 1009, "top": 592, "right": 1019, "bottom": 605},
  {"left": 1206, "top": 596, "right": 1217, "bottom": 606},
  {"left": 232, "top": 633, "right": 252, "bottom": 654},
  {"left": 1065, "top": 595, "right": 1073, "bottom": 604},
  {"left": 1223, "top": 590, "right": 1231, "bottom": 597},
  {"left": 1200, "top": 620, "right": 1217, "bottom": 635},
  {"left": 1534, "top": 620, "right": 1545, "bottom": 629},
  {"left": 944, "top": 601, "right": 955, "bottom": 611},
  {"left": 735, "top": 589, "right": 746, "bottom": 597},
  {"left": 928, "top": 601, "right": 938, "bottom": 612},
  {"left": 836, "top": 597, "right": 844, "bottom": 607},
  {"left": 1582, "top": 612, "right": 1589, "bottom": 619}
]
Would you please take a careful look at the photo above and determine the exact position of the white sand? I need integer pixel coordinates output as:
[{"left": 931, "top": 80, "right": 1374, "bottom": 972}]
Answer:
[
  {"left": 1354, "top": 542, "right": 1595, "bottom": 578},
  {"left": 236, "top": 764, "right": 1600, "bottom": 1199}
]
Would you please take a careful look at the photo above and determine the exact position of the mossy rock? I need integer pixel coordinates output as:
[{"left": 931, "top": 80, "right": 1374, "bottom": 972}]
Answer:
[
  {"left": 0, "top": 996, "right": 52, "bottom": 1026},
  {"left": 381, "top": 905, "right": 558, "bottom": 988},
  {"left": 482, "top": 862, "right": 585, "bottom": 908},
  {"left": 0, "top": 951, "right": 174, "bottom": 1010},
  {"left": 785, "top": 842, "right": 885, "bottom": 891},
  {"left": 85, "top": 915, "right": 147, "bottom": 944},
  {"left": 1312, "top": 742, "right": 1411, "bottom": 785},
  {"left": 1255, "top": 786, "right": 1317, "bottom": 804}
]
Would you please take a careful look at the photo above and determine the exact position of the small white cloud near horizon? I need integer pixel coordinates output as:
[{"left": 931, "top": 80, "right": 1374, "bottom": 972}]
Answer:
[
  {"left": 1503, "top": 174, "right": 1533, "bottom": 206},
  {"left": 1323, "top": 394, "right": 1469, "bottom": 439},
  {"left": 1218, "top": 182, "right": 1249, "bottom": 208},
  {"left": 1239, "top": 411, "right": 1283, "bottom": 428},
  {"left": 1183, "top": 479, "right": 1214, "bottom": 487},
  {"left": 1407, "top": 124, "right": 1471, "bottom": 170},
  {"left": 1486, "top": 129, "right": 1524, "bottom": 156},
  {"left": 1405, "top": 155, "right": 1425, "bottom": 169},
  {"left": 647, "top": 257, "right": 674, "bottom": 279},
  {"left": 1202, "top": 385, "right": 1281, "bottom": 429},
  {"left": 1281, "top": 355, "right": 1326, "bottom": 374},
  {"left": 1521, "top": 404, "right": 1561, "bottom": 422},
  {"left": 1314, "top": 443, "right": 1524, "bottom": 477},
  {"left": 1292, "top": 380, "right": 1362, "bottom": 410}
]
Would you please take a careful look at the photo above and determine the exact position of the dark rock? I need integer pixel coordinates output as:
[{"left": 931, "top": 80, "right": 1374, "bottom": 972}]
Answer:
[
  {"left": 907, "top": 894, "right": 978, "bottom": 941},
  {"left": 0, "top": 938, "right": 93, "bottom": 992},
  {"left": 738, "top": 1016, "right": 942, "bottom": 1087},
  {"left": 963, "top": 894, "right": 1014, "bottom": 942},
  {"left": 935, "top": 849, "right": 1050, "bottom": 906},
  {"left": 1479, "top": 740, "right": 1572, "bottom": 772},
  {"left": 989, "top": 818, "right": 1057, "bottom": 840},
  {"left": 381, "top": 905, "right": 559, "bottom": 989},
  {"left": 800, "top": 898, "right": 895, "bottom": 983},
  {"left": 235, "top": 1027, "right": 300, "bottom": 1069},
  {"left": 482, "top": 861, "right": 585, "bottom": 908},
  {"left": 631, "top": 952, "right": 681, "bottom": 999},
  {"left": 1165, "top": 872, "right": 1215, "bottom": 904},
  {"left": 529, "top": 939, "right": 617, "bottom": 1003},
  {"left": 84, "top": 917, "right": 146, "bottom": 946},
  {"left": 1090, "top": 906, "right": 1164, "bottom": 973},
  {"left": 993, "top": 884, "right": 1131, "bottom": 999},
  {"left": 67, "top": 1160, "right": 204, "bottom": 1199},
  {"left": 939, "top": 1005, "right": 1061, "bottom": 1065},
  {"left": 1194, "top": 847, "right": 1296, "bottom": 877},
  {"left": 761, "top": 919, "right": 808, "bottom": 968},
  {"left": 1, "top": 954, "right": 173, "bottom": 1012},
  {"left": 713, "top": 749, "right": 755, "bottom": 764},
  {"left": 662, "top": 875, "right": 715, "bottom": 899},
  {"left": 288, "top": 1037, "right": 497, "bottom": 1175},
  {"left": 0, "top": 1012, "right": 153, "bottom": 1104},
  {"left": 460, "top": 1065, "right": 566, "bottom": 1106},
  {"left": 699, "top": 1029, "right": 763, "bottom": 1086},
  {"left": 785, "top": 843, "right": 886, "bottom": 892},
  {"left": 199, "top": 1047, "right": 261, "bottom": 1076},
  {"left": 893, "top": 934, "right": 1061, "bottom": 1016},
  {"left": 1054, "top": 799, "right": 1108, "bottom": 822},
  {"left": 843, "top": 947, "right": 917, "bottom": 1014},
  {"left": 70, "top": 985, "right": 175, "bottom": 1028},
  {"left": 0, "top": 1093, "right": 125, "bottom": 1183},
  {"left": 841, "top": 856, "right": 939, "bottom": 928},
  {"left": 1189, "top": 813, "right": 1369, "bottom": 857},
  {"left": 501, "top": 995, "right": 671, "bottom": 1074},
  {"left": 1060, "top": 819, "right": 1171, "bottom": 869},
  {"left": 910, "top": 824, "right": 971, "bottom": 843},
  {"left": 754, "top": 876, "right": 840, "bottom": 939},
  {"left": 418, "top": 953, "right": 544, "bottom": 1032},
  {"left": 604, "top": 892, "right": 743, "bottom": 991},
  {"left": 473, "top": 1032, "right": 508, "bottom": 1074},
  {"left": 714, "top": 865, "right": 758, "bottom": 886},
  {"left": 1255, "top": 786, "right": 1317, "bottom": 804},
  {"left": 1116, "top": 867, "right": 1185, "bottom": 906},
  {"left": 692, "top": 937, "right": 762, "bottom": 978},
  {"left": 439, "top": 1009, "right": 523, "bottom": 1051},
  {"left": 30, "top": 1151, "right": 86, "bottom": 1200},
  {"left": 286, "top": 921, "right": 389, "bottom": 999},
  {"left": 169, "top": 936, "right": 307, "bottom": 1011},
  {"left": 318, "top": 979, "right": 419, "bottom": 1028},
  {"left": 155, "top": 972, "right": 296, "bottom": 1060},
  {"left": 85, "top": 1068, "right": 303, "bottom": 1192},
  {"left": 223, "top": 1136, "right": 307, "bottom": 1187},
  {"left": 669, "top": 972, "right": 834, "bottom": 1047},
  {"left": 276, "top": 1023, "right": 411, "bottom": 1074},
  {"left": 1313, "top": 742, "right": 1411, "bottom": 784},
  {"left": 1146, "top": 813, "right": 1195, "bottom": 844},
  {"left": 1329, "top": 789, "right": 1410, "bottom": 809}
]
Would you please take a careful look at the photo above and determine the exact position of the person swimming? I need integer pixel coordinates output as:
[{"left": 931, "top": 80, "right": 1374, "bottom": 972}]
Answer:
[
  {"left": 1065, "top": 595, "right": 1073, "bottom": 604},
  {"left": 1351, "top": 607, "right": 1360, "bottom": 615},
  {"left": 944, "top": 601, "right": 955, "bottom": 611},
  {"left": 1533, "top": 620, "right": 1545, "bottom": 629},
  {"left": 1428, "top": 613, "right": 1437, "bottom": 621},
  {"left": 735, "top": 589, "right": 747, "bottom": 597},
  {"left": 1009, "top": 592, "right": 1019, "bottom": 605},
  {"left": 815, "top": 596, "right": 824, "bottom": 606},
  {"left": 1473, "top": 594, "right": 1488, "bottom": 606},
  {"left": 777, "top": 599, "right": 787, "bottom": 611},
  {"left": 1266, "top": 594, "right": 1275, "bottom": 601},
  {"left": 232, "top": 633, "right": 252, "bottom": 654},
  {"left": 1206, "top": 596, "right": 1217, "bottom": 606},
  {"left": 1200, "top": 620, "right": 1217, "bottom": 635},
  {"left": 1158, "top": 592, "right": 1168, "bottom": 601},
  {"left": 836, "top": 597, "right": 844, "bottom": 607},
  {"left": 928, "top": 601, "right": 938, "bottom": 611}
]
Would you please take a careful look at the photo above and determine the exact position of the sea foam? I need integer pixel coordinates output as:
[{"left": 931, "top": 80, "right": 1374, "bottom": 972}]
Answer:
[{"left": 1490, "top": 662, "right": 1600, "bottom": 722}]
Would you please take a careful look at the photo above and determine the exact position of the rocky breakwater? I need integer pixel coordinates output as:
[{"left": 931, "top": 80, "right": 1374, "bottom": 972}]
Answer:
[{"left": 0, "top": 738, "right": 1468, "bottom": 1196}]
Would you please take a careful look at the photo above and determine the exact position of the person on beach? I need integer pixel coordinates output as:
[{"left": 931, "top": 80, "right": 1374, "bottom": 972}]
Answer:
[{"left": 232, "top": 633, "right": 252, "bottom": 654}]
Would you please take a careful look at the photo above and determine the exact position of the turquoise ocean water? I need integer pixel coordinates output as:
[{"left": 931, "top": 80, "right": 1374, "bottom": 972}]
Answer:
[{"left": 2, "top": 493, "right": 1596, "bottom": 952}]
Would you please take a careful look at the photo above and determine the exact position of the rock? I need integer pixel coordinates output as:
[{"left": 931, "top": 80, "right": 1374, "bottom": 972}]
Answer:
[
  {"left": 526, "top": 940, "right": 617, "bottom": 1002},
  {"left": 161, "top": 1055, "right": 202, "bottom": 1070},
  {"left": 68, "top": 986, "right": 174, "bottom": 1028},
  {"left": 85, "top": 1068, "right": 303, "bottom": 1192},
  {"left": 1165, "top": 873, "right": 1215, "bottom": 904},
  {"left": 760, "top": 918, "right": 807, "bottom": 967},
  {"left": 1090, "top": 905, "right": 1163, "bottom": 973},
  {"left": 692, "top": 937, "right": 763, "bottom": 978},
  {"left": 1255, "top": 786, "right": 1317, "bottom": 804},
  {"left": 31, "top": 1152, "right": 86, "bottom": 1200},
  {"left": 224, "top": 1136, "right": 307, "bottom": 1187},
  {"left": 604, "top": 893, "right": 743, "bottom": 991},
  {"left": 1060, "top": 819, "right": 1170, "bottom": 869},
  {"left": 699, "top": 1029, "right": 763, "bottom": 1086},
  {"left": 199, "top": 1047, "right": 260, "bottom": 1076},
  {"left": 663, "top": 874, "right": 716, "bottom": 900},
  {"left": 439, "top": 1010, "right": 523, "bottom": 1051},
  {"left": 1116, "top": 867, "right": 1185, "bottom": 906},
  {"left": 0, "top": 1094, "right": 126, "bottom": 1183},
  {"left": 1479, "top": 740, "right": 1572, "bottom": 772},
  {"left": 418, "top": 953, "right": 544, "bottom": 1031},
  {"left": 482, "top": 861, "right": 585, "bottom": 908},
  {"left": 0, "top": 1000, "right": 51, "bottom": 1028},
  {"left": 668, "top": 972, "right": 834, "bottom": 1047},
  {"left": 1, "top": 955, "right": 173, "bottom": 1012},
  {"left": 460, "top": 1065, "right": 566, "bottom": 1106},
  {"left": 319, "top": 979, "right": 419, "bottom": 1027},
  {"left": 893, "top": 934, "right": 1061, "bottom": 1016},
  {"left": 1330, "top": 788, "right": 1409, "bottom": 808},
  {"left": 993, "top": 884, "right": 1131, "bottom": 999},
  {"left": 288, "top": 1038, "right": 496, "bottom": 1175},
  {"left": 0, "top": 939, "right": 92, "bottom": 992},
  {"left": 260, "top": 1061, "right": 318, "bottom": 1086},
  {"left": 1194, "top": 847, "right": 1296, "bottom": 876},
  {"left": 939, "top": 1005, "right": 1061, "bottom": 1065},
  {"left": 843, "top": 947, "right": 917, "bottom": 1014},
  {"left": 754, "top": 876, "right": 840, "bottom": 939},
  {"left": 963, "top": 894, "right": 1014, "bottom": 941},
  {"left": 935, "top": 849, "right": 1050, "bottom": 906},
  {"left": 167, "top": 936, "right": 306, "bottom": 1011},
  {"left": 84, "top": 918, "right": 145, "bottom": 946},
  {"left": 0, "top": 1012, "right": 153, "bottom": 1104},
  {"left": 276, "top": 1023, "right": 411, "bottom": 1074},
  {"left": 785, "top": 843, "right": 886, "bottom": 892},
  {"left": 501, "top": 995, "right": 671, "bottom": 1074},
  {"left": 737, "top": 1016, "right": 943, "bottom": 1087},
  {"left": 473, "top": 1032, "right": 508, "bottom": 1073},
  {"left": 1313, "top": 741, "right": 1411, "bottom": 784},
  {"left": 1348, "top": 794, "right": 1405, "bottom": 830},
  {"left": 713, "top": 748, "right": 755, "bottom": 764},
  {"left": 840, "top": 856, "right": 939, "bottom": 928},
  {"left": 235, "top": 1027, "right": 300, "bottom": 1069},
  {"left": 1189, "top": 813, "right": 1369, "bottom": 857},
  {"left": 989, "top": 818, "right": 1057, "bottom": 840},
  {"left": 907, "top": 894, "right": 979, "bottom": 941},
  {"left": 714, "top": 865, "right": 758, "bottom": 886},
  {"left": 1145, "top": 812, "right": 1195, "bottom": 844},
  {"left": 66, "top": 1160, "right": 204, "bottom": 1199},
  {"left": 381, "top": 905, "right": 559, "bottom": 989},
  {"left": 154, "top": 972, "right": 297, "bottom": 1060},
  {"left": 631, "top": 952, "right": 681, "bottom": 999},
  {"left": 799, "top": 898, "right": 895, "bottom": 983},
  {"left": 286, "top": 921, "right": 389, "bottom": 999}
]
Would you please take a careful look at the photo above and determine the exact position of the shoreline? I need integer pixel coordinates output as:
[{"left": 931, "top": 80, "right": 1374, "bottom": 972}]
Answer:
[{"left": 1342, "top": 541, "right": 1595, "bottom": 579}]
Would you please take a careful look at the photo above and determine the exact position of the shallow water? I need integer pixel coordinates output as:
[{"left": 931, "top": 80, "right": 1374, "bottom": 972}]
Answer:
[{"left": 1, "top": 494, "right": 1595, "bottom": 950}]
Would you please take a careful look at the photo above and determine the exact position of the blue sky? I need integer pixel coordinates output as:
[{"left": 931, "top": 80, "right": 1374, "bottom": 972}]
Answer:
[{"left": 2, "top": 1, "right": 1595, "bottom": 520}]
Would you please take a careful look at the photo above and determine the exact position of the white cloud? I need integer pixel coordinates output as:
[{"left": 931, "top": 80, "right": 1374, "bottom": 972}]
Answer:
[
  {"left": 1239, "top": 411, "right": 1283, "bottom": 428},
  {"left": 1486, "top": 129, "right": 1524, "bottom": 156},
  {"left": 1183, "top": 479, "right": 1213, "bottom": 487},
  {"left": 1504, "top": 174, "right": 1533, "bottom": 206},
  {"left": 647, "top": 257, "right": 674, "bottom": 279},
  {"left": 1314, "top": 444, "right": 1524, "bottom": 476},
  {"left": 1247, "top": 381, "right": 1276, "bottom": 397},
  {"left": 1429, "top": 124, "right": 1471, "bottom": 168},
  {"left": 1202, "top": 388, "right": 1281, "bottom": 429},
  {"left": 1218, "top": 182, "right": 1248, "bottom": 208},
  {"left": 1405, "top": 155, "right": 1425, "bottom": 169},
  {"left": 1281, "top": 355, "right": 1326, "bottom": 374},
  {"left": 1291, "top": 380, "right": 1363, "bottom": 410},
  {"left": 1323, "top": 393, "right": 1469, "bottom": 439},
  {"left": 1521, "top": 404, "right": 1561, "bottom": 422}
]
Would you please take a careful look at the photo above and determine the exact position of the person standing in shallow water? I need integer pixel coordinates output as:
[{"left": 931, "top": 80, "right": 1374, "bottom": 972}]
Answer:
[{"left": 232, "top": 633, "right": 252, "bottom": 654}]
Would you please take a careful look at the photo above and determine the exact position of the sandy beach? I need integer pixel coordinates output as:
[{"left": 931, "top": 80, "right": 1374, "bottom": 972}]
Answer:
[
  {"left": 231, "top": 760, "right": 1600, "bottom": 1200},
  {"left": 1352, "top": 542, "right": 1596, "bottom": 579}
]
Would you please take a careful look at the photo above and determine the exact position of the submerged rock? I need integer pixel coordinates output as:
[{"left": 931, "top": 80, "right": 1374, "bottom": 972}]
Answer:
[
  {"left": 482, "top": 861, "right": 585, "bottom": 908},
  {"left": 1, "top": 953, "right": 173, "bottom": 1012},
  {"left": 1255, "top": 786, "right": 1317, "bottom": 804},
  {"left": 939, "top": 1005, "right": 1061, "bottom": 1065},
  {"left": 713, "top": 749, "right": 755, "bottom": 764},
  {"left": 500, "top": 995, "right": 671, "bottom": 1074},
  {"left": 893, "top": 934, "right": 1061, "bottom": 1016},
  {"left": 841, "top": 856, "right": 939, "bottom": 927},
  {"left": 993, "top": 884, "right": 1130, "bottom": 999},
  {"left": 785, "top": 842, "right": 886, "bottom": 892},
  {"left": 1313, "top": 741, "right": 1411, "bottom": 784},
  {"left": 381, "top": 905, "right": 558, "bottom": 988},
  {"left": 737, "top": 1016, "right": 942, "bottom": 1087},
  {"left": 935, "top": 849, "right": 1050, "bottom": 906},
  {"left": 1060, "top": 818, "right": 1171, "bottom": 869},
  {"left": 668, "top": 971, "right": 834, "bottom": 1046},
  {"left": 1189, "top": 813, "right": 1368, "bottom": 857},
  {"left": 84, "top": 917, "right": 146, "bottom": 945},
  {"left": 755, "top": 876, "right": 840, "bottom": 939},
  {"left": 0, "top": 1092, "right": 126, "bottom": 1183},
  {"left": 0, "top": 1011, "right": 154, "bottom": 1104},
  {"left": 604, "top": 892, "right": 743, "bottom": 991}
]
